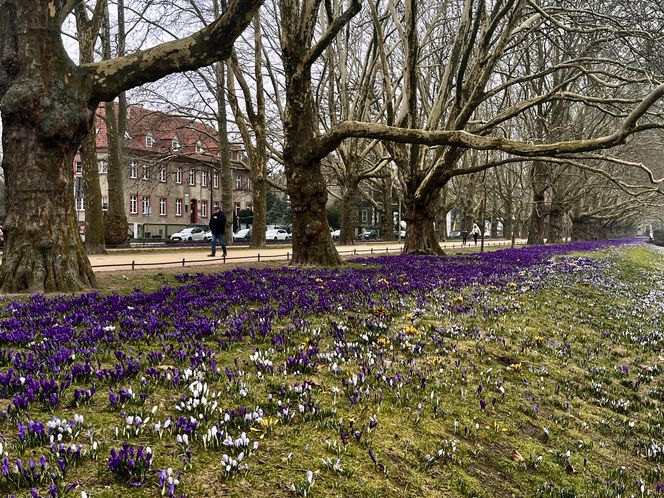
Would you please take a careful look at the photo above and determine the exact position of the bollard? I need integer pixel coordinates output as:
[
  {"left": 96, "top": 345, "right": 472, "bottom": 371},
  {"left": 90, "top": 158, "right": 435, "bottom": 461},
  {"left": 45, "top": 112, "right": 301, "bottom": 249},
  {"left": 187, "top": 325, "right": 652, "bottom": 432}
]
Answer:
[
  {"left": 182, "top": 258, "right": 185, "bottom": 267},
  {"left": 371, "top": 248, "right": 374, "bottom": 254},
  {"left": 132, "top": 260, "right": 135, "bottom": 270},
  {"left": 287, "top": 252, "right": 290, "bottom": 261},
  {"left": 258, "top": 253, "right": 261, "bottom": 262}
]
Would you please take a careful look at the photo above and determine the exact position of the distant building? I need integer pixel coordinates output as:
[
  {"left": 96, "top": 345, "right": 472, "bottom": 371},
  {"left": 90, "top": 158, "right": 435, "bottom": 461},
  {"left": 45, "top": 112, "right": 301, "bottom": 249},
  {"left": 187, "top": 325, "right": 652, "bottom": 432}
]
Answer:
[{"left": 74, "top": 105, "right": 253, "bottom": 238}]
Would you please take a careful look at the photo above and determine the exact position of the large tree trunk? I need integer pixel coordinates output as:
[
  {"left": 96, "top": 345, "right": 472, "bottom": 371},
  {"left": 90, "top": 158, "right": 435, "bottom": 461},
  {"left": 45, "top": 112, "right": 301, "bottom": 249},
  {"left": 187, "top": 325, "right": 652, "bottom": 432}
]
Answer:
[
  {"left": 503, "top": 199, "right": 514, "bottom": 241},
  {"left": 250, "top": 170, "right": 267, "bottom": 247},
  {"left": 282, "top": 34, "right": 340, "bottom": 265},
  {"left": 527, "top": 161, "right": 548, "bottom": 245},
  {"left": 80, "top": 132, "right": 106, "bottom": 254},
  {"left": 75, "top": 1, "right": 106, "bottom": 255},
  {"left": 0, "top": 121, "right": 97, "bottom": 292},
  {"left": 102, "top": 1, "right": 128, "bottom": 247},
  {"left": 288, "top": 162, "right": 341, "bottom": 264},
  {"left": 0, "top": 1, "right": 97, "bottom": 292},
  {"left": 570, "top": 218, "right": 603, "bottom": 241},
  {"left": 402, "top": 190, "right": 445, "bottom": 255},
  {"left": 339, "top": 180, "right": 359, "bottom": 245},
  {"left": 547, "top": 203, "right": 565, "bottom": 244},
  {"left": 104, "top": 101, "right": 129, "bottom": 245},
  {"left": 215, "top": 59, "right": 234, "bottom": 238}
]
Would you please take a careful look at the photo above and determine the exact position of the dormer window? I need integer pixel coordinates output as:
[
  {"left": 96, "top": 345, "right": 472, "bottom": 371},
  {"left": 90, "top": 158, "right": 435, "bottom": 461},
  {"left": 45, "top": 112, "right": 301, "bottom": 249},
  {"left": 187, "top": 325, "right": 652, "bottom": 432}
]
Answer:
[
  {"left": 171, "top": 136, "right": 180, "bottom": 151},
  {"left": 146, "top": 134, "right": 155, "bottom": 148},
  {"left": 196, "top": 141, "right": 204, "bottom": 155}
]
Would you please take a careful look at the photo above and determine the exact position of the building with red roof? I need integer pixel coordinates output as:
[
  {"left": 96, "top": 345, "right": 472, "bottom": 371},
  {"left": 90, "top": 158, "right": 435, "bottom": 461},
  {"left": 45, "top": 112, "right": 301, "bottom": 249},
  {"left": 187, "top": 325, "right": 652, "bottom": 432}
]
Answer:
[{"left": 74, "top": 105, "right": 253, "bottom": 239}]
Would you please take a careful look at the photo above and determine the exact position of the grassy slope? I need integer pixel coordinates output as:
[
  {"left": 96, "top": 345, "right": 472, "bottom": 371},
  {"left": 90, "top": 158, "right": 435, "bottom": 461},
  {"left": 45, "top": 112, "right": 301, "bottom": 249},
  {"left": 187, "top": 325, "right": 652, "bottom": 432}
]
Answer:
[{"left": 2, "top": 245, "right": 663, "bottom": 497}]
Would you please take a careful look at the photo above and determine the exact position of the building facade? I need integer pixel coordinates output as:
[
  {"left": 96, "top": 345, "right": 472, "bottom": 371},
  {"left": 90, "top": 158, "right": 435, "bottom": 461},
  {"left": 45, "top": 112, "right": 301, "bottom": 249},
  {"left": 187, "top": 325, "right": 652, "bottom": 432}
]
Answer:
[{"left": 74, "top": 105, "right": 253, "bottom": 238}]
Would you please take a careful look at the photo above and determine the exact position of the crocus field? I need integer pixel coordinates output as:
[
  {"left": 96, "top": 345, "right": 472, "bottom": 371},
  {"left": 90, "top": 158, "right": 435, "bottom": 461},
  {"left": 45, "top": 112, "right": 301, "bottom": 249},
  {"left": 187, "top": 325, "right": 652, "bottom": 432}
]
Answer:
[{"left": 0, "top": 240, "right": 662, "bottom": 498}]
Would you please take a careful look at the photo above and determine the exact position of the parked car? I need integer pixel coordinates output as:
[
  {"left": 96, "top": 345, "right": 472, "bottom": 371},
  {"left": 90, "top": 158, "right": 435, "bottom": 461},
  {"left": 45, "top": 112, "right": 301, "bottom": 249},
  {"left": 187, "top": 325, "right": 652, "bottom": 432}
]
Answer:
[
  {"left": 234, "top": 228, "right": 252, "bottom": 241},
  {"left": 393, "top": 229, "right": 406, "bottom": 238},
  {"left": 265, "top": 229, "right": 291, "bottom": 241},
  {"left": 358, "top": 229, "right": 378, "bottom": 240},
  {"left": 170, "top": 227, "right": 211, "bottom": 241},
  {"left": 331, "top": 229, "right": 340, "bottom": 240}
]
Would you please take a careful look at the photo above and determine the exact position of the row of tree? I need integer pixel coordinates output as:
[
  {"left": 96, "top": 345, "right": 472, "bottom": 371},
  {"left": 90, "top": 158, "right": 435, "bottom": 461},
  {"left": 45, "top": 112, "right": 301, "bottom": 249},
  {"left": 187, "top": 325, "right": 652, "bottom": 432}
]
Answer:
[{"left": 1, "top": 0, "right": 663, "bottom": 292}]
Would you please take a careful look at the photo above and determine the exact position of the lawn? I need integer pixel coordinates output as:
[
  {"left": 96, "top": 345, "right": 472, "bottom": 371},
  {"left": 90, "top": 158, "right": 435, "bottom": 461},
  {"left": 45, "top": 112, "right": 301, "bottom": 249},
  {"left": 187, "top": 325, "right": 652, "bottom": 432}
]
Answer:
[{"left": 0, "top": 240, "right": 662, "bottom": 497}]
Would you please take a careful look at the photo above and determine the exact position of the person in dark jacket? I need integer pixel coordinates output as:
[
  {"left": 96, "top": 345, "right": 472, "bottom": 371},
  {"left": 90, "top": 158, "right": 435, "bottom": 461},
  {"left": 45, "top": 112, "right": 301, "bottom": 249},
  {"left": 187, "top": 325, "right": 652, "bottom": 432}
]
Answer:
[{"left": 208, "top": 206, "right": 227, "bottom": 257}]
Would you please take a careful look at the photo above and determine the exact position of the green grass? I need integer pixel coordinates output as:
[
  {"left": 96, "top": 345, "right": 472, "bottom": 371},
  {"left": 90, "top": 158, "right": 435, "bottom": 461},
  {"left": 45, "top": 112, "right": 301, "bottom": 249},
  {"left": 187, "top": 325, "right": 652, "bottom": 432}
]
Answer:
[{"left": 1, "top": 245, "right": 663, "bottom": 497}]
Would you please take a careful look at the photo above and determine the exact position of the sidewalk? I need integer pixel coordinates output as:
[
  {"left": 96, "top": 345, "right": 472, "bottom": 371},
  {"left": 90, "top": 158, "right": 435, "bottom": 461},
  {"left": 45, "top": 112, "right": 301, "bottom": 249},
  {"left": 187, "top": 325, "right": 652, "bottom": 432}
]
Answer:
[{"left": 88, "top": 239, "right": 524, "bottom": 273}]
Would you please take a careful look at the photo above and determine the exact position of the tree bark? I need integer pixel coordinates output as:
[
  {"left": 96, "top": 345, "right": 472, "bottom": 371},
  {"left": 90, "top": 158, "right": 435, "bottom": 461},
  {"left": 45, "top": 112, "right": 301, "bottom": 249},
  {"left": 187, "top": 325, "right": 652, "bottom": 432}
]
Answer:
[
  {"left": 80, "top": 132, "right": 106, "bottom": 254},
  {"left": 75, "top": 0, "right": 106, "bottom": 255},
  {"left": 403, "top": 190, "right": 445, "bottom": 256},
  {"left": 527, "top": 161, "right": 548, "bottom": 245},
  {"left": 103, "top": 0, "right": 129, "bottom": 247},
  {"left": 0, "top": 1, "right": 97, "bottom": 292},
  {"left": 571, "top": 218, "right": 603, "bottom": 241},
  {"left": 547, "top": 202, "right": 565, "bottom": 244},
  {"left": 0, "top": 121, "right": 96, "bottom": 291},
  {"left": 382, "top": 177, "right": 393, "bottom": 242},
  {"left": 339, "top": 180, "right": 359, "bottom": 245},
  {"left": 103, "top": 101, "right": 129, "bottom": 245},
  {"left": 288, "top": 161, "right": 341, "bottom": 264}
]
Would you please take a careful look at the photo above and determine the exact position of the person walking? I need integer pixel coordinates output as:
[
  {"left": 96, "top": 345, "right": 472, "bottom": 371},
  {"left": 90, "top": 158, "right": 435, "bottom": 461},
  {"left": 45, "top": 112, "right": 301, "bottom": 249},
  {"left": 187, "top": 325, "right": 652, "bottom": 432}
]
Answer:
[
  {"left": 470, "top": 223, "right": 481, "bottom": 246},
  {"left": 460, "top": 229, "right": 468, "bottom": 246},
  {"left": 208, "top": 206, "right": 227, "bottom": 257}
]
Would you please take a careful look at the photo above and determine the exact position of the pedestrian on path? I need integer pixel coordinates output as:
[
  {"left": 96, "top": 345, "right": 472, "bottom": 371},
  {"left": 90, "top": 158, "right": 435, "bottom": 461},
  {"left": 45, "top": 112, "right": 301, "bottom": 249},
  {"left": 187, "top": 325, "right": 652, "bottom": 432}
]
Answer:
[
  {"left": 208, "top": 207, "right": 227, "bottom": 258},
  {"left": 470, "top": 223, "right": 481, "bottom": 245},
  {"left": 461, "top": 229, "right": 468, "bottom": 246}
]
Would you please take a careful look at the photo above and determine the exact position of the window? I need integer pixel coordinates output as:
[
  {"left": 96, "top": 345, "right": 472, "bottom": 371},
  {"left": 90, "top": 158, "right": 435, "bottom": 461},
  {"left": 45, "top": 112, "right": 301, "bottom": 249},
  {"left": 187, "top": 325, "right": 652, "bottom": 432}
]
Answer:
[
  {"left": 101, "top": 197, "right": 109, "bottom": 211},
  {"left": 98, "top": 160, "right": 107, "bottom": 174},
  {"left": 142, "top": 196, "right": 150, "bottom": 215},
  {"left": 75, "top": 162, "right": 83, "bottom": 173},
  {"left": 213, "top": 201, "right": 220, "bottom": 212},
  {"left": 74, "top": 177, "right": 83, "bottom": 200},
  {"left": 159, "top": 166, "right": 167, "bottom": 183},
  {"left": 196, "top": 141, "right": 204, "bottom": 154},
  {"left": 235, "top": 176, "right": 241, "bottom": 189},
  {"left": 188, "top": 169, "right": 195, "bottom": 186},
  {"left": 146, "top": 134, "right": 154, "bottom": 148},
  {"left": 130, "top": 161, "right": 137, "bottom": 178},
  {"left": 159, "top": 198, "right": 167, "bottom": 216},
  {"left": 175, "top": 198, "right": 182, "bottom": 217},
  {"left": 234, "top": 202, "right": 241, "bottom": 215},
  {"left": 76, "top": 197, "right": 84, "bottom": 211},
  {"left": 175, "top": 167, "right": 182, "bottom": 184},
  {"left": 201, "top": 200, "right": 207, "bottom": 219},
  {"left": 171, "top": 137, "right": 179, "bottom": 150},
  {"left": 142, "top": 164, "right": 149, "bottom": 180},
  {"left": 246, "top": 178, "right": 252, "bottom": 190},
  {"left": 201, "top": 171, "right": 208, "bottom": 187},
  {"left": 231, "top": 151, "right": 238, "bottom": 161},
  {"left": 360, "top": 209, "right": 368, "bottom": 223},
  {"left": 213, "top": 173, "right": 219, "bottom": 188},
  {"left": 130, "top": 194, "right": 137, "bottom": 214}
]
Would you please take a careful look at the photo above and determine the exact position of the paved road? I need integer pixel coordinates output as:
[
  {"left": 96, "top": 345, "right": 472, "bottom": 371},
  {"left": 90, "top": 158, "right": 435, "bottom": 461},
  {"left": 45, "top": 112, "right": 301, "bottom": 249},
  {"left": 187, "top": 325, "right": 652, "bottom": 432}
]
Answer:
[{"left": 87, "top": 239, "right": 525, "bottom": 273}]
